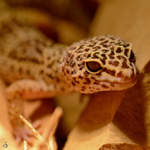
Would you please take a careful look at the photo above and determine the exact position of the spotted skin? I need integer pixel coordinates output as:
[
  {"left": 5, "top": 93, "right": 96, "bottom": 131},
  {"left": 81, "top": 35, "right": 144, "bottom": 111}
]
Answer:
[
  {"left": 62, "top": 36, "right": 136, "bottom": 93},
  {"left": 0, "top": 18, "right": 136, "bottom": 141}
]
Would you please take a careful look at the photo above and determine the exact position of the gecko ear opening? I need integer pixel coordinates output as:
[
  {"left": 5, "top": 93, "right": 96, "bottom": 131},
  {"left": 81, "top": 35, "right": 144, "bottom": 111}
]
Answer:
[
  {"left": 86, "top": 61, "right": 102, "bottom": 73},
  {"left": 129, "top": 50, "right": 136, "bottom": 63}
]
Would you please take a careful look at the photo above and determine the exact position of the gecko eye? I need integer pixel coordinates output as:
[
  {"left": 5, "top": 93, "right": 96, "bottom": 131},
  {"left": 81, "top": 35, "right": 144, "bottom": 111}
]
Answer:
[
  {"left": 129, "top": 50, "right": 136, "bottom": 63},
  {"left": 86, "top": 61, "right": 102, "bottom": 72}
]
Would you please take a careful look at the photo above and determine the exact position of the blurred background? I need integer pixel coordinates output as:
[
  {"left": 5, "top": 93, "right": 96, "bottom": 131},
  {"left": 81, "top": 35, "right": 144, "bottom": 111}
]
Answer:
[{"left": 2, "top": 0, "right": 100, "bottom": 44}]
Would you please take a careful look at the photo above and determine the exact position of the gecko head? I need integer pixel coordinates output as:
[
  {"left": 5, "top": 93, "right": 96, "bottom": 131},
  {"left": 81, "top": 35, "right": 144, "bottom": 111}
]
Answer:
[{"left": 62, "top": 35, "right": 136, "bottom": 94}]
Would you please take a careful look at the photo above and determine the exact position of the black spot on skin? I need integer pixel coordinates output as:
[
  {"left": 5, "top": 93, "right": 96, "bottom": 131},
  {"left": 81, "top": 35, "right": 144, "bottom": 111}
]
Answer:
[
  {"left": 101, "top": 54, "right": 107, "bottom": 59},
  {"left": 110, "top": 50, "right": 115, "bottom": 55},
  {"left": 108, "top": 60, "right": 119, "bottom": 66},
  {"left": 76, "top": 55, "right": 82, "bottom": 61},
  {"left": 102, "top": 49, "right": 109, "bottom": 53},
  {"left": 88, "top": 44, "right": 94, "bottom": 47},
  {"left": 94, "top": 80, "right": 99, "bottom": 85},
  {"left": 85, "top": 48, "right": 90, "bottom": 52},
  {"left": 94, "top": 46, "right": 101, "bottom": 49},
  {"left": 83, "top": 78, "right": 91, "bottom": 84},
  {"left": 93, "top": 52, "right": 100, "bottom": 59},
  {"left": 78, "top": 45, "right": 84, "bottom": 49},
  {"left": 71, "top": 70, "right": 77, "bottom": 75},
  {"left": 116, "top": 47, "right": 122, "bottom": 53},
  {"left": 47, "top": 74, "right": 53, "bottom": 79},
  {"left": 71, "top": 81, "right": 76, "bottom": 86},
  {"left": 83, "top": 53, "right": 88, "bottom": 57},
  {"left": 36, "top": 47, "right": 42, "bottom": 55},
  {"left": 78, "top": 62, "right": 85, "bottom": 70},
  {"left": 84, "top": 71, "right": 90, "bottom": 76},
  {"left": 47, "top": 63, "right": 53, "bottom": 68},
  {"left": 101, "top": 84, "right": 109, "bottom": 88},
  {"left": 101, "top": 54, "right": 107, "bottom": 63},
  {"left": 124, "top": 49, "right": 129, "bottom": 56},
  {"left": 103, "top": 68, "right": 116, "bottom": 76},
  {"left": 108, "top": 54, "right": 115, "bottom": 59},
  {"left": 122, "top": 61, "right": 129, "bottom": 68},
  {"left": 124, "top": 43, "right": 130, "bottom": 47},
  {"left": 99, "top": 38, "right": 105, "bottom": 41},
  {"left": 100, "top": 58, "right": 106, "bottom": 65},
  {"left": 66, "top": 69, "right": 70, "bottom": 74},
  {"left": 109, "top": 36, "right": 115, "bottom": 40},
  {"left": 107, "top": 70, "right": 115, "bottom": 76},
  {"left": 70, "top": 61, "right": 75, "bottom": 67},
  {"left": 67, "top": 54, "right": 74, "bottom": 64},
  {"left": 87, "top": 53, "right": 91, "bottom": 58},
  {"left": 56, "top": 77, "right": 60, "bottom": 82},
  {"left": 117, "top": 71, "right": 123, "bottom": 77},
  {"left": 101, "top": 41, "right": 108, "bottom": 46},
  {"left": 78, "top": 75, "right": 83, "bottom": 79},
  {"left": 66, "top": 58, "right": 70, "bottom": 65},
  {"left": 76, "top": 50, "right": 82, "bottom": 53},
  {"left": 117, "top": 55, "right": 126, "bottom": 61},
  {"left": 91, "top": 76, "right": 96, "bottom": 80},
  {"left": 108, "top": 50, "right": 115, "bottom": 59},
  {"left": 104, "top": 40, "right": 109, "bottom": 43},
  {"left": 96, "top": 71, "right": 102, "bottom": 76},
  {"left": 73, "top": 77, "right": 79, "bottom": 84},
  {"left": 81, "top": 86, "right": 86, "bottom": 91},
  {"left": 40, "top": 70, "right": 44, "bottom": 74}
]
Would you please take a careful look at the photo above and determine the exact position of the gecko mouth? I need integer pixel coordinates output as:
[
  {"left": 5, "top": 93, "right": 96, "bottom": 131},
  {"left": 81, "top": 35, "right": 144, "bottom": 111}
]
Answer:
[
  {"left": 111, "top": 76, "right": 137, "bottom": 90},
  {"left": 97, "top": 75, "right": 137, "bottom": 91}
]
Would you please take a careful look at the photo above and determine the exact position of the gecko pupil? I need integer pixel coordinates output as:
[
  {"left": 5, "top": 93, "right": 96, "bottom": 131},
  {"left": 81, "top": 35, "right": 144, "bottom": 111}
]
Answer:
[
  {"left": 86, "top": 61, "right": 102, "bottom": 72},
  {"left": 129, "top": 50, "right": 136, "bottom": 63}
]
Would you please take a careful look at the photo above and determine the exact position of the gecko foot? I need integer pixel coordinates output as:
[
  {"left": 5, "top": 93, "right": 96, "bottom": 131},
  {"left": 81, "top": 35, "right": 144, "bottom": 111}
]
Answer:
[
  {"left": 13, "top": 120, "right": 41, "bottom": 144},
  {"left": 13, "top": 126, "right": 33, "bottom": 144}
]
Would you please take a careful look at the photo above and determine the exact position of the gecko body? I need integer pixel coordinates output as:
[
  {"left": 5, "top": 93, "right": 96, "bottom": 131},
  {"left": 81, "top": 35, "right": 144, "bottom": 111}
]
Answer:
[{"left": 0, "top": 17, "right": 136, "bottom": 141}]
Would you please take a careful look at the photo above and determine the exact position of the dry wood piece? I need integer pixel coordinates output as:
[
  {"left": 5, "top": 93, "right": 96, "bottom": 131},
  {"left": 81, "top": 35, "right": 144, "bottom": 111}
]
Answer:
[
  {"left": 142, "top": 61, "right": 150, "bottom": 145},
  {"left": 99, "top": 143, "right": 150, "bottom": 150},
  {"left": 64, "top": 91, "right": 135, "bottom": 150}
]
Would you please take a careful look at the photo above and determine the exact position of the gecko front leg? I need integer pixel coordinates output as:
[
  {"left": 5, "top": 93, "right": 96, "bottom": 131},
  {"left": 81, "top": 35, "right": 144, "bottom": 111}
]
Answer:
[{"left": 5, "top": 79, "right": 56, "bottom": 143}]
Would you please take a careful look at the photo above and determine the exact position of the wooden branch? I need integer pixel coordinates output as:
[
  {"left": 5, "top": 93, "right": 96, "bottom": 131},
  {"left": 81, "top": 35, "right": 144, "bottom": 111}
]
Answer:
[
  {"left": 64, "top": 91, "right": 135, "bottom": 150},
  {"left": 99, "top": 143, "right": 150, "bottom": 150}
]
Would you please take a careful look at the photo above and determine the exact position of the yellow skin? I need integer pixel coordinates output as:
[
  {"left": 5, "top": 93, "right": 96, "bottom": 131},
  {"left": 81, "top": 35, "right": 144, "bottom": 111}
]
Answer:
[{"left": 0, "top": 17, "right": 136, "bottom": 141}]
